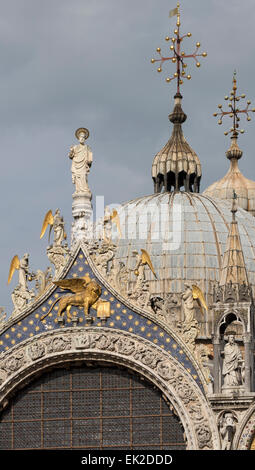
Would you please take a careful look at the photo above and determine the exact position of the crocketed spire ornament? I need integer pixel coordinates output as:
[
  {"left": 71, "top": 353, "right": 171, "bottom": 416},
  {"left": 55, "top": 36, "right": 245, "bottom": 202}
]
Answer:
[
  {"left": 151, "top": 2, "right": 207, "bottom": 93},
  {"left": 213, "top": 72, "right": 255, "bottom": 137},
  {"left": 151, "top": 3, "right": 205, "bottom": 193},
  {"left": 204, "top": 74, "right": 255, "bottom": 215}
]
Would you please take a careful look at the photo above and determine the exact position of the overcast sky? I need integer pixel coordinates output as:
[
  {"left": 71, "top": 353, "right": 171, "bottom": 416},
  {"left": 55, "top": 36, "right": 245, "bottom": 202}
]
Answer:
[{"left": 1, "top": 0, "right": 255, "bottom": 315}]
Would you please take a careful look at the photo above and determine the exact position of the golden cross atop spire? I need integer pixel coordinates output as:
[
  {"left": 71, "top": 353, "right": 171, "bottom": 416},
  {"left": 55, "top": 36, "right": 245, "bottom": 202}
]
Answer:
[
  {"left": 151, "top": 2, "right": 207, "bottom": 94},
  {"left": 213, "top": 72, "right": 255, "bottom": 137}
]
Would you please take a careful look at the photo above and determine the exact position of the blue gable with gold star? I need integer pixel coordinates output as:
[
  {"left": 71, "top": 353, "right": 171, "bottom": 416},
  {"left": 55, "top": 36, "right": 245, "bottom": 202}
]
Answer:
[{"left": 0, "top": 245, "right": 205, "bottom": 392}]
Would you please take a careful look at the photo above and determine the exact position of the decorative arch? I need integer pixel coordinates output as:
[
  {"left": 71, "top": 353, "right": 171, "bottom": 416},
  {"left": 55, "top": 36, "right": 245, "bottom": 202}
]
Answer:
[
  {"left": 217, "top": 309, "right": 246, "bottom": 337},
  {"left": 0, "top": 327, "right": 220, "bottom": 450},
  {"left": 234, "top": 403, "right": 255, "bottom": 450}
]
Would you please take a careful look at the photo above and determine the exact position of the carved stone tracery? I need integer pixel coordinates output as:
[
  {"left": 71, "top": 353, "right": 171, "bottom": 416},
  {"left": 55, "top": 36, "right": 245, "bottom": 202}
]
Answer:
[{"left": 0, "top": 327, "right": 219, "bottom": 450}]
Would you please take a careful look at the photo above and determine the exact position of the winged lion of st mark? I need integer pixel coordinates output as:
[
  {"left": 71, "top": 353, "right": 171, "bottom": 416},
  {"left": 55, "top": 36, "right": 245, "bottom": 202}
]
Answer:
[{"left": 40, "top": 277, "right": 102, "bottom": 322}]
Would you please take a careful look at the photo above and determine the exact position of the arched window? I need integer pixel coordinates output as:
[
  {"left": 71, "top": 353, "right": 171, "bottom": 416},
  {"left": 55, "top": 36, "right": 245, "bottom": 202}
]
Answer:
[{"left": 0, "top": 365, "right": 186, "bottom": 450}]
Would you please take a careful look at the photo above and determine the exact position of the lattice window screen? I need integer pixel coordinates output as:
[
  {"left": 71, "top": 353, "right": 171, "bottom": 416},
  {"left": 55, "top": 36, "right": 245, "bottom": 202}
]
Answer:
[{"left": 0, "top": 365, "right": 186, "bottom": 450}]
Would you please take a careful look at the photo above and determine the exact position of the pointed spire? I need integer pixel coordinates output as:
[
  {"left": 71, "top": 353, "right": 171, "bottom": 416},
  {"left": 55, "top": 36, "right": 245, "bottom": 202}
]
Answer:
[{"left": 218, "top": 191, "right": 251, "bottom": 302}]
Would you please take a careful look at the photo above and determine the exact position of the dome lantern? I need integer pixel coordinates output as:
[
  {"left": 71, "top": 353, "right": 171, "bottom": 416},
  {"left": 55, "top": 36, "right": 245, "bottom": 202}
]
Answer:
[
  {"left": 152, "top": 93, "right": 202, "bottom": 193},
  {"left": 151, "top": 2, "right": 206, "bottom": 194}
]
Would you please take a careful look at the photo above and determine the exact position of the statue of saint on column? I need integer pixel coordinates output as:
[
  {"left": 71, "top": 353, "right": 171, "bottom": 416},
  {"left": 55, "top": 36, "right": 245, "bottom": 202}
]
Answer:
[{"left": 69, "top": 127, "right": 93, "bottom": 194}]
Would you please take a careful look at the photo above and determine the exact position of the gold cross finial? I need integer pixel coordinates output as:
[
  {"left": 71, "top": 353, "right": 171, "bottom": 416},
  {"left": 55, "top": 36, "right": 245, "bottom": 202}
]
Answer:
[
  {"left": 151, "top": 3, "right": 207, "bottom": 94},
  {"left": 213, "top": 72, "right": 255, "bottom": 137}
]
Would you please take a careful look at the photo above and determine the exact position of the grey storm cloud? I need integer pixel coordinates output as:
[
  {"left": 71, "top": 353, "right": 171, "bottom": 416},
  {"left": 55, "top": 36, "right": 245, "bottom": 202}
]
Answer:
[{"left": 1, "top": 0, "right": 255, "bottom": 314}]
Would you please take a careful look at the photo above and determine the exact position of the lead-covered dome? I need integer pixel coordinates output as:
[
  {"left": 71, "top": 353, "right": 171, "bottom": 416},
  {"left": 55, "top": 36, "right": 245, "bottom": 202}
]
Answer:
[{"left": 114, "top": 191, "right": 255, "bottom": 304}]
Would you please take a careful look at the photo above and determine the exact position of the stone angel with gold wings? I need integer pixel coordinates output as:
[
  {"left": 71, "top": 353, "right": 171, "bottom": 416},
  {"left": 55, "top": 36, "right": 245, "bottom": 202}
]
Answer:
[
  {"left": 103, "top": 207, "right": 122, "bottom": 243},
  {"left": 134, "top": 249, "right": 158, "bottom": 282},
  {"left": 182, "top": 284, "right": 208, "bottom": 324},
  {"left": 110, "top": 209, "right": 122, "bottom": 239},
  {"left": 7, "top": 253, "right": 31, "bottom": 291},
  {"left": 40, "top": 209, "right": 67, "bottom": 246},
  {"left": 192, "top": 284, "right": 208, "bottom": 313}
]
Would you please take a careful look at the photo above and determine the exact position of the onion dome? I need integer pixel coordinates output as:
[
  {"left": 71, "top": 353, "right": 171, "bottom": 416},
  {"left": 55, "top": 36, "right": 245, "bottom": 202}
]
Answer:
[
  {"left": 152, "top": 94, "right": 202, "bottom": 193},
  {"left": 203, "top": 134, "right": 255, "bottom": 216}
]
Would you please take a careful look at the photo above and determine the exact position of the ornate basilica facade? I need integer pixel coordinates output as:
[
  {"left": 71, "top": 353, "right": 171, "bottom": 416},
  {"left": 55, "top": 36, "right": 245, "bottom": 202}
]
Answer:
[{"left": 1, "top": 9, "right": 255, "bottom": 452}]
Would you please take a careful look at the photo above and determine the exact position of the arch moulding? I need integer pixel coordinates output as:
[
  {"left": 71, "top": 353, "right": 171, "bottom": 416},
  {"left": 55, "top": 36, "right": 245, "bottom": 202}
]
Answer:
[
  {"left": 0, "top": 326, "right": 220, "bottom": 450},
  {"left": 234, "top": 403, "right": 255, "bottom": 450}
]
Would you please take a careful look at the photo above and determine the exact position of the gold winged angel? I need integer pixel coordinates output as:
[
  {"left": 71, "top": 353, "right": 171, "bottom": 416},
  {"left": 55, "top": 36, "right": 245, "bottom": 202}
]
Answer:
[
  {"left": 8, "top": 253, "right": 31, "bottom": 290},
  {"left": 134, "top": 249, "right": 157, "bottom": 283},
  {"left": 110, "top": 209, "right": 122, "bottom": 239},
  {"left": 192, "top": 284, "right": 208, "bottom": 313},
  {"left": 182, "top": 284, "right": 208, "bottom": 323},
  {"left": 103, "top": 207, "right": 122, "bottom": 243},
  {"left": 40, "top": 209, "right": 67, "bottom": 246}
]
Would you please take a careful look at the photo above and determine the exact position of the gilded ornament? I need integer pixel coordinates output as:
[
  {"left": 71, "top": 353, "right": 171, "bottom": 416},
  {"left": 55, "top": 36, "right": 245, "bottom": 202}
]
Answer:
[{"left": 40, "top": 277, "right": 102, "bottom": 323}]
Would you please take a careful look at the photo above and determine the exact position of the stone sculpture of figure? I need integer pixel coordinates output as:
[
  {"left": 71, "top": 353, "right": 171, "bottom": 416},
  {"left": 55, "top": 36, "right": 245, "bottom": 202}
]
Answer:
[
  {"left": 18, "top": 253, "right": 31, "bottom": 291},
  {"left": 219, "top": 412, "right": 237, "bottom": 450},
  {"left": 180, "top": 284, "right": 200, "bottom": 352},
  {"left": 103, "top": 206, "right": 113, "bottom": 243},
  {"left": 11, "top": 286, "right": 35, "bottom": 314},
  {"left": 69, "top": 127, "right": 92, "bottom": 194},
  {"left": 222, "top": 333, "right": 244, "bottom": 387},
  {"left": 133, "top": 249, "right": 157, "bottom": 291},
  {"left": 182, "top": 284, "right": 195, "bottom": 323},
  {"left": 34, "top": 267, "right": 52, "bottom": 296},
  {"left": 40, "top": 209, "right": 67, "bottom": 248},
  {"left": 108, "top": 260, "right": 129, "bottom": 296},
  {"left": 52, "top": 209, "right": 66, "bottom": 247},
  {"left": 93, "top": 241, "right": 116, "bottom": 277},
  {"left": 8, "top": 253, "right": 35, "bottom": 315},
  {"left": 133, "top": 250, "right": 145, "bottom": 289}
]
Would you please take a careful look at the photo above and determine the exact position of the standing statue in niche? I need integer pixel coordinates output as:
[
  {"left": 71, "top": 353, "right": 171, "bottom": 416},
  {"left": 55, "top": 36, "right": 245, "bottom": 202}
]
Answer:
[
  {"left": 222, "top": 333, "right": 244, "bottom": 387},
  {"left": 69, "top": 127, "right": 93, "bottom": 194},
  {"left": 219, "top": 412, "right": 237, "bottom": 450}
]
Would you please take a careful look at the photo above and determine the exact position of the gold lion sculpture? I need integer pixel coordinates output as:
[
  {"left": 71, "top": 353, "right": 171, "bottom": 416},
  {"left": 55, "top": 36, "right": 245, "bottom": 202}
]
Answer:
[{"left": 40, "top": 277, "right": 101, "bottom": 322}]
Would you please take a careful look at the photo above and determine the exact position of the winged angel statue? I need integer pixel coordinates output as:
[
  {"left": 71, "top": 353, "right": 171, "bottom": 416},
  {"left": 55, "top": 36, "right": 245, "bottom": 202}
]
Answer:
[
  {"left": 126, "top": 249, "right": 157, "bottom": 309},
  {"left": 40, "top": 209, "right": 69, "bottom": 278},
  {"left": 40, "top": 209, "right": 67, "bottom": 246},
  {"left": 8, "top": 254, "right": 31, "bottom": 291},
  {"left": 7, "top": 254, "right": 35, "bottom": 314},
  {"left": 134, "top": 249, "right": 157, "bottom": 285},
  {"left": 180, "top": 284, "right": 208, "bottom": 351},
  {"left": 102, "top": 207, "right": 122, "bottom": 243}
]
